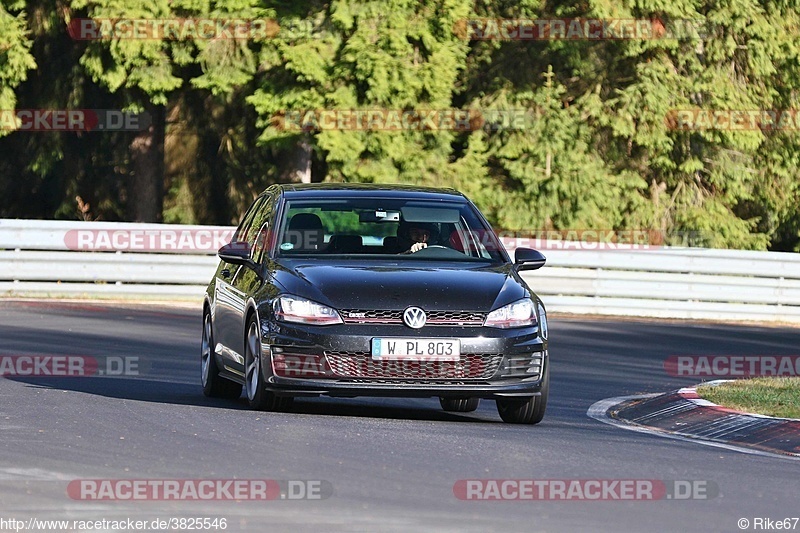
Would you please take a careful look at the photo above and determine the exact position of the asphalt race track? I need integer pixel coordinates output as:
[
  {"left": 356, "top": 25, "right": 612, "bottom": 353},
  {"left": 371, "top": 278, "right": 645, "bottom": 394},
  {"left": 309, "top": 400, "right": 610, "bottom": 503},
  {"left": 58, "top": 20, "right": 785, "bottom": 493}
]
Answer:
[{"left": 0, "top": 300, "right": 798, "bottom": 532}]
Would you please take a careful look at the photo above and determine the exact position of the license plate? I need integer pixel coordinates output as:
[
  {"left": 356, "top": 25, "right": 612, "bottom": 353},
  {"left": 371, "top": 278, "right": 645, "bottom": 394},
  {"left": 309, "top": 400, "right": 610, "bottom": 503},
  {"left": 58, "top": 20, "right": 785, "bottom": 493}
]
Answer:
[{"left": 371, "top": 338, "right": 461, "bottom": 360}]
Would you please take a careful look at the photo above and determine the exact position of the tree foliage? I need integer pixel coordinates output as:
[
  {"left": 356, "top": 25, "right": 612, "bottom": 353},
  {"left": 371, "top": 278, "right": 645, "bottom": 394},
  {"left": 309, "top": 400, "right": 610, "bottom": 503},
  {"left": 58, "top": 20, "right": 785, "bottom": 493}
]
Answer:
[
  {"left": 0, "top": 0, "right": 798, "bottom": 250},
  {"left": 0, "top": 0, "right": 36, "bottom": 136}
]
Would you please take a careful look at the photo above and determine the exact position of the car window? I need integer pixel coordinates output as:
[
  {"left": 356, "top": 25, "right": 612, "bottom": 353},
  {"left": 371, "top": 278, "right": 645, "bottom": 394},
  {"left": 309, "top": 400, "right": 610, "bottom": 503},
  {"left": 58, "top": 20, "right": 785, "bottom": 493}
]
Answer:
[
  {"left": 233, "top": 193, "right": 275, "bottom": 251},
  {"left": 251, "top": 222, "right": 271, "bottom": 265},
  {"left": 232, "top": 195, "right": 265, "bottom": 246},
  {"left": 276, "top": 197, "right": 506, "bottom": 262}
]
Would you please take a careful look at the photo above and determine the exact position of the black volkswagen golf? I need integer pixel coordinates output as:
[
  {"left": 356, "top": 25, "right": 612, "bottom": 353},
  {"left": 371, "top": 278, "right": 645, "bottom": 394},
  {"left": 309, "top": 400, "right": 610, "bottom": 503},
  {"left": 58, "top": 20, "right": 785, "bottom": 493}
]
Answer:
[{"left": 202, "top": 183, "right": 550, "bottom": 424}]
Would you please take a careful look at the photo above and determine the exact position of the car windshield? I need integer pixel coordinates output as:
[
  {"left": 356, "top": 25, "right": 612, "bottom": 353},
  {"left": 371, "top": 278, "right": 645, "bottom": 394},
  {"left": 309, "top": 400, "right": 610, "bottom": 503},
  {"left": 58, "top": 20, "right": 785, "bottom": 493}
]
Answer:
[{"left": 276, "top": 197, "right": 506, "bottom": 262}]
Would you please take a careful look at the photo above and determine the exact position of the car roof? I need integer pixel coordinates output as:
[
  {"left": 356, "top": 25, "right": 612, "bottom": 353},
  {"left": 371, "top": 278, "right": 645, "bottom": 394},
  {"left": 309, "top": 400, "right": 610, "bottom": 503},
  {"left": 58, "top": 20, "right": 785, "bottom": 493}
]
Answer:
[{"left": 273, "top": 183, "right": 468, "bottom": 201}]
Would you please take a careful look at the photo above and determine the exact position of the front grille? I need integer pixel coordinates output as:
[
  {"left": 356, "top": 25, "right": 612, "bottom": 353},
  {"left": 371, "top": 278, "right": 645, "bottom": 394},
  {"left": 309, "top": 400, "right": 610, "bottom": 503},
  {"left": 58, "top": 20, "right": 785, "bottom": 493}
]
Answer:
[
  {"left": 500, "top": 352, "right": 544, "bottom": 379},
  {"left": 324, "top": 351, "right": 502, "bottom": 380},
  {"left": 427, "top": 311, "right": 485, "bottom": 326},
  {"left": 340, "top": 309, "right": 486, "bottom": 326},
  {"left": 340, "top": 310, "right": 402, "bottom": 324},
  {"left": 345, "top": 379, "right": 490, "bottom": 386}
]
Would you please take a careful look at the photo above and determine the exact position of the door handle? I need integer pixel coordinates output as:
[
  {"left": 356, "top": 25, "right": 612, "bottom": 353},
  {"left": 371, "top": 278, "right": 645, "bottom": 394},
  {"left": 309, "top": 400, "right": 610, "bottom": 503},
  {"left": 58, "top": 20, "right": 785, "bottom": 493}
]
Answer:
[{"left": 221, "top": 268, "right": 231, "bottom": 278}]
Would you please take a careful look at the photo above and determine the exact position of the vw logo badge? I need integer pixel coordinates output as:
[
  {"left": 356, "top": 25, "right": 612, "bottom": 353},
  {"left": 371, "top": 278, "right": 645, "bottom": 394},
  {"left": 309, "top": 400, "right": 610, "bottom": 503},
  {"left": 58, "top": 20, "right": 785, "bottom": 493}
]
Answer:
[{"left": 403, "top": 307, "right": 427, "bottom": 329}]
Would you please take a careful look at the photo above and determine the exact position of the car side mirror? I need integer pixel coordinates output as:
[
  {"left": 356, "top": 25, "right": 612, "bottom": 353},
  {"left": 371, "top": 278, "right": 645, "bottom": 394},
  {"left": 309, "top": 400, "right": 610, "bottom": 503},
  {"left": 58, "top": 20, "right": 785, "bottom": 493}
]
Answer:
[
  {"left": 514, "top": 247, "right": 546, "bottom": 271},
  {"left": 218, "top": 242, "right": 254, "bottom": 267}
]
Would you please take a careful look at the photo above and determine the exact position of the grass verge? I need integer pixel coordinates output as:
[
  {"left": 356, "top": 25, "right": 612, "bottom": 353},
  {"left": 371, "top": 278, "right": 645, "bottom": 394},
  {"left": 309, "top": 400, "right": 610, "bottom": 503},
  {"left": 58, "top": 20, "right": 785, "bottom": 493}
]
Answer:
[{"left": 696, "top": 377, "right": 800, "bottom": 419}]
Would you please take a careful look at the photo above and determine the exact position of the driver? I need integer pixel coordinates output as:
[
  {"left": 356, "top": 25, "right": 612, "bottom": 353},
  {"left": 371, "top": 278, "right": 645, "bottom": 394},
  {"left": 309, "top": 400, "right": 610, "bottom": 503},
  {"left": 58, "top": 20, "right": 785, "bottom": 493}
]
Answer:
[{"left": 397, "top": 221, "right": 438, "bottom": 254}]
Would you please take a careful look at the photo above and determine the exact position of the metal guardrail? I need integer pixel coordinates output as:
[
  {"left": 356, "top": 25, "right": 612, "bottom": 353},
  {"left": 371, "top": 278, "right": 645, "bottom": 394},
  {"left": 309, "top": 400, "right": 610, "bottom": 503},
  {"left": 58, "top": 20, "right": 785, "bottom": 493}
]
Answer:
[{"left": 1, "top": 219, "right": 799, "bottom": 323}]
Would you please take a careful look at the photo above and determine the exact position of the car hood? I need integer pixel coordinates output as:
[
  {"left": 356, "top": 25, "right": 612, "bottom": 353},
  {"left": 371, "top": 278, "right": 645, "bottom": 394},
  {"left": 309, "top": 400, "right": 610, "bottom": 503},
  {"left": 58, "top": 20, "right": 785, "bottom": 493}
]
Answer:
[{"left": 271, "top": 260, "right": 527, "bottom": 312}]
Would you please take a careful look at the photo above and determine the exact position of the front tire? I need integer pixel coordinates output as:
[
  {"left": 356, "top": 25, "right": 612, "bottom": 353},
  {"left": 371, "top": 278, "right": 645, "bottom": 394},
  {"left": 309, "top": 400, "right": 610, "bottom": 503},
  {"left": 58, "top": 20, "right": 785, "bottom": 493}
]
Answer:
[
  {"left": 496, "top": 363, "right": 549, "bottom": 424},
  {"left": 439, "top": 397, "right": 480, "bottom": 412},
  {"left": 201, "top": 311, "right": 242, "bottom": 399},
  {"left": 244, "top": 316, "right": 293, "bottom": 411}
]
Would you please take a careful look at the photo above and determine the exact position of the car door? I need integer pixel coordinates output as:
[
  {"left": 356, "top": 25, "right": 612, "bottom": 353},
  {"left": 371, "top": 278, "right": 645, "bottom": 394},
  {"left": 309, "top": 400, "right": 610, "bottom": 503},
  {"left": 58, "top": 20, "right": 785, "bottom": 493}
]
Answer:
[{"left": 213, "top": 194, "right": 268, "bottom": 373}]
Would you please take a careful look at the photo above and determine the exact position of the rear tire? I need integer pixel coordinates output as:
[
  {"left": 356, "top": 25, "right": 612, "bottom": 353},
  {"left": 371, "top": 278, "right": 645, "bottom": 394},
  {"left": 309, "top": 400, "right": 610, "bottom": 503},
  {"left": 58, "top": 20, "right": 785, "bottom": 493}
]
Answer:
[
  {"left": 244, "top": 316, "right": 293, "bottom": 411},
  {"left": 439, "top": 397, "right": 480, "bottom": 412},
  {"left": 201, "top": 311, "right": 242, "bottom": 399},
  {"left": 496, "top": 362, "right": 549, "bottom": 424}
]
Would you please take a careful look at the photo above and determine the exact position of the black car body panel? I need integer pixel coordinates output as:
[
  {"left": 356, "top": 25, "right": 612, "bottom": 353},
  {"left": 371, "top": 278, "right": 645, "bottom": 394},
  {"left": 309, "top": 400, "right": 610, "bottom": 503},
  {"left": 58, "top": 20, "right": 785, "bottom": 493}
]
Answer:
[{"left": 272, "top": 259, "right": 526, "bottom": 311}]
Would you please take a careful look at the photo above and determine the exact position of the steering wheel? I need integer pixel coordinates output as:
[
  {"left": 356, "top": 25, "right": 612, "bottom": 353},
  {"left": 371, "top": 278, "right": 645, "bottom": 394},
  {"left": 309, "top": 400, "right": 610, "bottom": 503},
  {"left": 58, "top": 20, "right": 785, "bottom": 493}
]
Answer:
[
  {"left": 408, "top": 245, "right": 467, "bottom": 259},
  {"left": 409, "top": 245, "right": 448, "bottom": 253}
]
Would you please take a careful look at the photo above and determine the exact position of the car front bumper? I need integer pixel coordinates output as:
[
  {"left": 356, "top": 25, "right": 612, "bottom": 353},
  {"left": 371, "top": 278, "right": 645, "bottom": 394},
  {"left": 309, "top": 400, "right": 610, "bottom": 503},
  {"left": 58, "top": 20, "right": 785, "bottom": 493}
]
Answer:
[{"left": 259, "top": 321, "right": 548, "bottom": 399}]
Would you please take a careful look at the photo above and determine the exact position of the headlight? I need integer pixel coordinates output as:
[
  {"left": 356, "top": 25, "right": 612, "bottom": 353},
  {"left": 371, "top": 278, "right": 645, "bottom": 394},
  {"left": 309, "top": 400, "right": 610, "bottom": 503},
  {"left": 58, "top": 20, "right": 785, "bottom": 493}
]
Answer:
[
  {"left": 274, "top": 295, "right": 342, "bottom": 325},
  {"left": 484, "top": 298, "right": 537, "bottom": 329}
]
